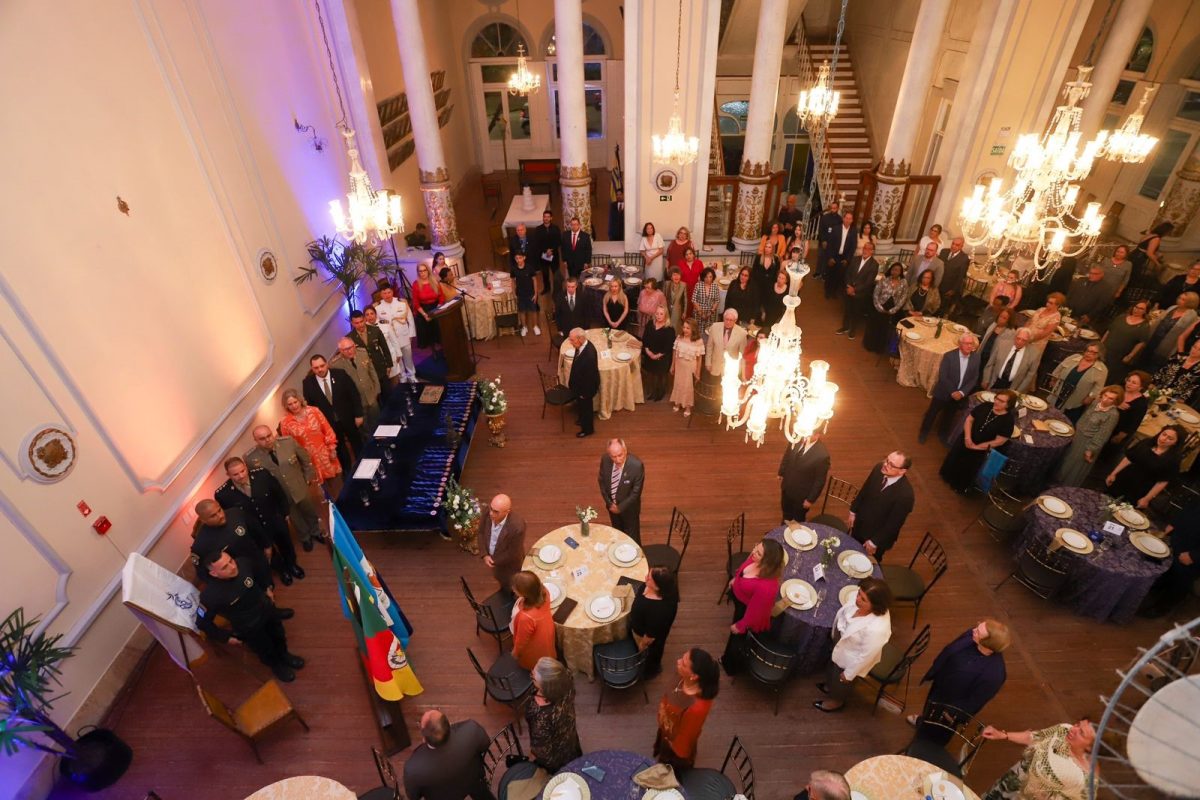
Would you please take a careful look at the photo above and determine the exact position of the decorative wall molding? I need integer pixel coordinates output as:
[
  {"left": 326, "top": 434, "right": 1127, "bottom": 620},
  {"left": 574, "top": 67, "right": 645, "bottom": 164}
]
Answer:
[
  {"left": 0, "top": 490, "right": 73, "bottom": 634},
  {"left": 0, "top": 319, "right": 77, "bottom": 482}
]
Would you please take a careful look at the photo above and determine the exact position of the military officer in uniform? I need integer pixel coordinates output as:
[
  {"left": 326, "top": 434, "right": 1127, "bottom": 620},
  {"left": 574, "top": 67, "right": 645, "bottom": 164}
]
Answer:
[
  {"left": 330, "top": 337, "right": 382, "bottom": 433},
  {"left": 245, "top": 425, "right": 326, "bottom": 552},
  {"left": 190, "top": 500, "right": 273, "bottom": 584},
  {"left": 195, "top": 549, "right": 305, "bottom": 682},
  {"left": 215, "top": 456, "right": 303, "bottom": 586},
  {"left": 348, "top": 309, "right": 392, "bottom": 402}
]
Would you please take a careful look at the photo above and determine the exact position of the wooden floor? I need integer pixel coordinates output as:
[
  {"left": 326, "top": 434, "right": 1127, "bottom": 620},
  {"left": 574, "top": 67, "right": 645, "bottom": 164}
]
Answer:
[{"left": 52, "top": 182, "right": 1199, "bottom": 800}]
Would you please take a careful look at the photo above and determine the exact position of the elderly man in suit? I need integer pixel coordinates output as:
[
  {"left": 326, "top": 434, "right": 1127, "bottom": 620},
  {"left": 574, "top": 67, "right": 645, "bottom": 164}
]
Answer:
[
  {"left": 246, "top": 425, "right": 324, "bottom": 552},
  {"left": 330, "top": 337, "right": 381, "bottom": 432},
  {"left": 561, "top": 215, "right": 592, "bottom": 280},
  {"left": 555, "top": 277, "right": 586, "bottom": 336},
  {"left": 793, "top": 770, "right": 852, "bottom": 800},
  {"left": 302, "top": 354, "right": 363, "bottom": 469},
  {"left": 909, "top": 242, "right": 945, "bottom": 288},
  {"left": 849, "top": 451, "right": 915, "bottom": 562},
  {"left": 476, "top": 494, "right": 526, "bottom": 597},
  {"left": 982, "top": 327, "right": 1039, "bottom": 393},
  {"left": 815, "top": 200, "right": 842, "bottom": 280},
  {"left": 598, "top": 438, "right": 645, "bottom": 543},
  {"left": 778, "top": 433, "right": 831, "bottom": 523},
  {"left": 567, "top": 327, "right": 600, "bottom": 438},
  {"left": 348, "top": 310, "right": 393, "bottom": 399},
  {"left": 508, "top": 222, "right": 533, "bottom": 267},
  {"left": 836, "top": 241, "right": 880, "bottom": 340},
  {"left": 938, "top": 237, "right": 971, "bottom": 316},
  {"left": 919, "top": 332, "right": 981, "bottom": 444},
  {"left": 705, "top": 309, "right": 749, "bottom": 380},
  {"left": 402, "top": 710, "right": 493, "bottom": 800},
  {"left": 824, "top": 211, "right": 858, "bottom": 300}
]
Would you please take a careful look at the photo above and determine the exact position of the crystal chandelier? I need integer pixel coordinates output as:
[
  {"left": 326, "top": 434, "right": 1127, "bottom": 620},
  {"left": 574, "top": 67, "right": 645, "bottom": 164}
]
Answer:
[
  {"left": 721, "top": 267, "right": 838, "bottom": 446},
  {"left": 329, "top": 128, "right": 404, "bottom": 245},
  {"left": 1096, "top": 86, "right": 1158, "bottom": 163},
  {"left": 797, "top": 0, "right": 849, "bottom": 129},
  {"left": 652, "top": 0, "right": 700, "bottom": 166},
  {"left": 507, "top": 44, "right": 540, "bottom": 96}
]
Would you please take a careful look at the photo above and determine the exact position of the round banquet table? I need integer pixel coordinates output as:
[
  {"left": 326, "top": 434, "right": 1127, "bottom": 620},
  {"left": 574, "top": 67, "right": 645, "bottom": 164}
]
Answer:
[
  {"left": 964, "top": 394, "right": 1073, "bottom": 495},
  {"left": 558, "top": 329, "right": 645, "bottom": 420},
  {"left": 1017, "top": 486, "right": 1169, "bottom": 623},
  {"left": 765, "top": 524, "right": 883, "bottom": 674},
  {"left": 456, "top": 271, "right": 516, "bottom": 340},
  {"left": 554, "top": 749, "right": 688, "bottom": 800},
  {"left": 896, "top": 318, "right": 969, "bottom": 396},
  {"left": 523, "top": 523, "right": 644, "bottom": 678},
  {"left": 1134, "top": 399, "right": 1200, "bottom": 470},
  {"left": 846, "top": 754, "right": 981, "bottom": 800},
  {"left": 581, "top": 275, "right": 643, "bottom": 331},
  {"left": 1040, "top": 333, "right": 1091, "bottom": 374},
  {"left": 244, "top": 776, "right": 356, "bottom": 800},
  {"left": 964, "top": 262, "right": 999, "bottom": 300}
]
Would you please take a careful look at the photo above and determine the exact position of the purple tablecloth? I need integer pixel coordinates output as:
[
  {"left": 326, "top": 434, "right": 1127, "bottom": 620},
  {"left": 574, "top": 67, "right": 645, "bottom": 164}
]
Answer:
[
  {"left": 765, "top": 524, "right": 884, "bottom": 674},
  {"left": 1041, "top": 335, "right": 1090, "bottom": 372},
  {"left": 555, "top": 750, "right": 686, "bottom": 800},
  {"left": 1016, "top": 486, "right": 1169, "bottom": 623},
  {"left": 966, "top": 395, "right": 1072, "bottom": 495}
]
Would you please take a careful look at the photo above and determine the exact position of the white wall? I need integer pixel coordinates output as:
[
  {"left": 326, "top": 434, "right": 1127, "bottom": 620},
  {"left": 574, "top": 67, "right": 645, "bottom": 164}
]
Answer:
[{"left": 0, "top": 0, "right": 373, "bottom": 794}]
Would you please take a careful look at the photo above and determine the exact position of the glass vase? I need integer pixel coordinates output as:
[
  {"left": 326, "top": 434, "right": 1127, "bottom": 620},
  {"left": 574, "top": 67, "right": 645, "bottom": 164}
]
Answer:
[{"left": 581, "top": 520, "right": 590, "bottom": 537}]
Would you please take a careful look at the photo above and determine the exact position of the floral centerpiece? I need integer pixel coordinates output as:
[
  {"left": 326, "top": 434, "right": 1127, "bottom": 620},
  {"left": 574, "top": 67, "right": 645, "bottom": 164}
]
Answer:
[
  {"left": 603, "top": 327, "right": 613, "bottom": 348},
  {"left": 576, "top": 505, "right": 598, "bottom": 537},
  {"left": 818, "top": 535, "right": 841, "bottom": 569},
  {"left": 478, "top": 376, "right": 508, "bottom": 447},
  {"left": 443, "top": 478, "right": 482, "bottom": 554}
]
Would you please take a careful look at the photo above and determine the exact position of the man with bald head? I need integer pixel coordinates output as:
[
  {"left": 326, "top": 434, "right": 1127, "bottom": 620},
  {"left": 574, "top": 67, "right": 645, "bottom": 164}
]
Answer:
[
  {"left": 598, "top": 438, "right": 645, "bottom": 543},
  {"left": 245, "top": 425, "right": 323, "bottom": 551},
  {"left": 476, "top": 493, "right": 526, "bottom": 596},
  {"left": 705, "top": 308, "right": 749, "bottom": 380},
  {"left": 794, "top": 770, "right": 852, "bottom": 800},
  {"left": 189, "top": 499, "right": 277, "bottom": 593},
  {"left": 330, "top": 337, "right": 381, "bottom": 431},
  {"left": 403, "top": 709, "right": 492, "bottom": 800},
  {"left": 567, "top": 327, "right": 600, "bottom": 438}
]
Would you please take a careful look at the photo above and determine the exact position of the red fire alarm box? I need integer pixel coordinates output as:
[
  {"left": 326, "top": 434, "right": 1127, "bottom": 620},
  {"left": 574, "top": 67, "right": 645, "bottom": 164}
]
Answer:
[{"left": 92, "top": 516, "right": 112, "bottom": 535}]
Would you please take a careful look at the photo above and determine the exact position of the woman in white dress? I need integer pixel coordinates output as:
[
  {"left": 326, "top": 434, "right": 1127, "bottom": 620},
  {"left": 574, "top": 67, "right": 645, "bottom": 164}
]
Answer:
[
  {"left": 641, "top": 222, "right": 666, "bottom": 283},
  {"left": 372, "top": 282, "right": 417, "bottom": 382}
]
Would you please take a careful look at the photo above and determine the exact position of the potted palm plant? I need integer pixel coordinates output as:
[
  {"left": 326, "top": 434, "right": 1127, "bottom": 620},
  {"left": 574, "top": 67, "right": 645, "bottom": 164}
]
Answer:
[
  {"left": 295, "top": 235, "right": 396, "bottom": 313},
  {"left": 0, "top": 608, "right": 133, "bottom": 791}
]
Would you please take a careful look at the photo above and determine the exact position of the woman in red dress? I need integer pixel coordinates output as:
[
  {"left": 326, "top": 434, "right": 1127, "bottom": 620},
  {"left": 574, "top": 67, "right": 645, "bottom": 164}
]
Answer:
[
  {"left": 677, "top": 248, "right": 704, "bottom": 315},
  {"left": 278, "top": 388, "right": 342, "bottom": 497},
  {"left": 665, "top": 227, "right": 695, "bottom": 272},
  {"left": 410, "top": 262, "right": 443, "bottom": 349}
]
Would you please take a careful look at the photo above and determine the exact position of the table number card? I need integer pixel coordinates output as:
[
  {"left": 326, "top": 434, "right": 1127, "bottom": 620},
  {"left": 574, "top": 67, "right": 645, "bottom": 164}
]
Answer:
[
  {"left": 601, "top": 350, "right": 612, "bottom": 360},
  {"left": 812, "top": 564, "right": 826, "bottom": 582},
  {"left": 1102, "top": 521, "right": 1126, "bottom": 537},
  {"left": 571, "top": 565, "right": 589, "bottom": 582},
  {"left": 1018, "top": 407, "right": 1028, "bottom": 418},
  {"left": 1024, "top": 434, "right": 1034, "bottom": 444}
]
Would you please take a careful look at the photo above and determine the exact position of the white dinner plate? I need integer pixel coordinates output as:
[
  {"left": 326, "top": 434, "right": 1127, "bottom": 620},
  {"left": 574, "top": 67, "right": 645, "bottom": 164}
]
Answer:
[
  {"left": 1130, "top": 532, "right": 1169, "bottom": 557},
  {"left": 1078, "top": 329, "right": 1099, "bottom": 340},
  {"left": 545, "top": 580, "right": 565, "bottom": 608},
  {"left": 643, "top": 790, "right": 684, "bottom": 800},
  {"left": 905, "top": 330, "right": 923, "bottom": 341},
  {"left": 586, "top": 594, "right": 619, "bottom": 622},
  {"left": 1038, "top": 496, "right": 1070, "bottom": 516},
  {"left": 1022, "top": 395, "right": 1048, "bottom": 411},
  {"left": 839, "top": 585, "right": 859, "bottom": 606},
  {"left": 785, "top": 525, "right": 817, "bottom": 550},
  {"left": 1059, "top": 529, "right": 1090, "bottom": 550},
  {"left": 1048, "top": 420, "right": 1073, "bottom": 436},
  {"left": 544, "top": 772, "right": 590, "bottom": 800},
  {"left": 1117, "top": 508, "right": 1150, "bottom": 529},
  {"left": 780, "top": 579, "right": 816, "bottom": 610},
  {"left": 1177, "top": 410, "right": 1200, "bottom": 424},
  {"left": 978, "top": 391, "right": 996, "bottom": 402},
  {"left": 615, "top": 351, "right": 633, "bottom": 362},
  {"left": 538, "top": 544, "right": 562, "bottom": 565},
  {"left": 584, "top": 277, "right": 603, "bottom": 287},
  {"left": 930, "top": 779, "right": 965, "bottom": 800},
  {"left": 623, "top": 277, "right": 643, "bottom": 286},
  {"left": 614, "top": 543, "right": 639, "bottom": 563}
]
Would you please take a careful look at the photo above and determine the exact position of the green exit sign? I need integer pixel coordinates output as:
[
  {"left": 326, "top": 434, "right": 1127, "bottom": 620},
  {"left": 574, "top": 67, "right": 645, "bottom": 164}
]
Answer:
[
  {"left": 659, "top": 195, "right": 672, "bottom": 201},
  {"left": 990, "top": 145, "right": 1006, "bottom": 156}
]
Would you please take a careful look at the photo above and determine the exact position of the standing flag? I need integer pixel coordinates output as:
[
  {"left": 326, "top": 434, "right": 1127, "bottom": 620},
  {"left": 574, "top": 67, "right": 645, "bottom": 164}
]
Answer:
[{"left": 330, "top": 505, "right": 422, "bottom": 700}]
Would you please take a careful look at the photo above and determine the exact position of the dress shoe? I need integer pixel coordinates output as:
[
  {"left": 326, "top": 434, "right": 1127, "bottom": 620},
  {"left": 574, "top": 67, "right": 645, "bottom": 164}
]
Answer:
[
  {"left": 847, "top": 333, "right": 856, "bottom": 340},
  {"left": 576, "top": 431, "right": 593, "bottom": 438},
  {"left": 302, "top": 539, "right": 315, "bottom": 552},
  {"left": 272, "top": 665, "right": 297, "bottom": 682},
  {"left": 534, "top": 325, "right": 542, "bottom": 336},
  {"left": 274, "top": 607, "right": 296, "bottom": 620},
  {"left": 284, "top": 653, "right": 306, "bottom": 669},
  {"left": 834, "top": 328, "right": 848, "bottom": 336},
  {"left": 279, "top": 572, "right": 293, "bottom": 586},
  {"left": 816, "top": 682, "right": 830, "bottom": 695},
  {"left": 291, "top": 565, "right": 306, "bottom": 580},
  {"left": 917, "top": 432, "right": 928, "bottom": 444},
  {"left": 906, "top": 714, "right": 919, "bottom": 727},
  {"left": 813, "top": 700, "right": 843, "bottom": 713}
]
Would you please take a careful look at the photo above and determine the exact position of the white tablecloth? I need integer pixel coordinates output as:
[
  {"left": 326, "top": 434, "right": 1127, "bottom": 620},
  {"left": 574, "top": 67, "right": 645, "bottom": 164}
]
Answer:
[
  {"left": 502, "top": 194, "right": 550, "bottom": 235},
  {"left": 245, "top": 776, "right": 356, "bottom": 800}
]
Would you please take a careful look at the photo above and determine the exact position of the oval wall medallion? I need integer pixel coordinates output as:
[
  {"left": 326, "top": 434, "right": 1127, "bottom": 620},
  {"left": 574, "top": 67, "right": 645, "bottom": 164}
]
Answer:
[
  {"left": 258, "top": 250, "right": 278, "bottom": 282},
  {"left": 25, "top": 427, "right": 77, "bottom": 482},
  {"left": 654, "top": 169, "right": 679, "bottom": 194}
]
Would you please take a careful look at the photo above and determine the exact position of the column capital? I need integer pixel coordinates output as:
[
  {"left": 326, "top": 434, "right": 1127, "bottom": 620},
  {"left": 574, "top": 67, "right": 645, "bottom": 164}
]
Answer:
[{"left": 738, "top": 159, "right": 773, "bottom": 181}]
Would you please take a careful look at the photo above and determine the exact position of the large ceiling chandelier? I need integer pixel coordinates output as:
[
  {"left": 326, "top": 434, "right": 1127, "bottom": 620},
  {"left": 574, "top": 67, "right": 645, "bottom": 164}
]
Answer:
[
  {"left": 721, "top": 266, "right": 838, "bottom": 446},
  {"left": 507, "top": 44, "right": 540, "bottom": 96},
  {"left": 652, "top": 0, "right": 700, "bottom": 166},
  {"left": 329, "top": 128, "right": 404, "bottom": 245},
  {"left": 797, "top": 0, "right": 849, "bottom": 129},
  {"left": 1096, "top": 86, "right": 1159, "bottom": 163}
]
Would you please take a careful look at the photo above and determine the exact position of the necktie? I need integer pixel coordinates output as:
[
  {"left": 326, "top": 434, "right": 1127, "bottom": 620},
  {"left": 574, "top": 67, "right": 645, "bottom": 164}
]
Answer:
[
  {"left": 269, "top": 450, "right": 279, "bottom": 465},
  {"left": 322, "top": 376, "right": 333, "bottom": 403},
  {"left": 882, "top": 475, "right": 888, "bottom": 490},
  {"left": 611, "top": 465, "right": 622, "bottom": 500},
  {"left": 573, "top": 232, "right": 578, "bottom": 248},
  {"left": 569, "top": 294, "right": 575, "bottom": 310},
  {"left": 997, "top": 350, "right": 1017, "bottom": 387},
  {"left": 724, "top": 327, "right": 731, "bottom": 344}
]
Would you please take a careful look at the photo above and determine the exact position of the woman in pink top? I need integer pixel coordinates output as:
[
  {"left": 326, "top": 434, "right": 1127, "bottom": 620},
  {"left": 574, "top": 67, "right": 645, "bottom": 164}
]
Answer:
[
  {"left": 989, "top": 269, "right": 1023, "bottom": 309},
  {"left": 719, "top": 538, "right": 785, "bottom": 675}
]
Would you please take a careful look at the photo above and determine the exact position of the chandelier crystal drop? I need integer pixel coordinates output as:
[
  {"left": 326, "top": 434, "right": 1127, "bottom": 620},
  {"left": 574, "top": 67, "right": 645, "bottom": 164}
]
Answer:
[
  {"left": 721, "top": 266, "right": 838, "bottom": 446},
  {"left": 652, "top": 0, "right": 701, "bottom": 166},
  {"left": 507, "top": 44, "right": 540, "bottom": 96},
  {"left": 797, "top": 61, "right": 840, "bottom": 128},
  {"left": 329, "top": 128, "right": 404, "bottom": 245}
]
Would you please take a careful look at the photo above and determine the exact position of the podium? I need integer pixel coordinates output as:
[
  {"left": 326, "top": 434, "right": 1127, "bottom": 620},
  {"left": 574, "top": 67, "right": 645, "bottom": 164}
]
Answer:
[{"left": 431, "top": 296, "right": 473, "bottom": 380}]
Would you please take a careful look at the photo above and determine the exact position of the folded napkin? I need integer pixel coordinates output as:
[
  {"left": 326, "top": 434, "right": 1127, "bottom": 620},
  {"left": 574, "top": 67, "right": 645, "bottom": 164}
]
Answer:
[
  {"left": 1031, "top": 419, "right": 1050, "bottom": 432},
  {"left": 505, "top": 767, "right": 551, "bottom": 800},
  {"left": 633, "top": 763, "right": 680, "bottom": 789}
]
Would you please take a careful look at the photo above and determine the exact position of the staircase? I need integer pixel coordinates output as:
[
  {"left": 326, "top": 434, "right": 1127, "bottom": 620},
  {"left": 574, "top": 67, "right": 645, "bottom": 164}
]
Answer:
[{"left": 806, "top": 42, "right": 873, "bottom": 208}]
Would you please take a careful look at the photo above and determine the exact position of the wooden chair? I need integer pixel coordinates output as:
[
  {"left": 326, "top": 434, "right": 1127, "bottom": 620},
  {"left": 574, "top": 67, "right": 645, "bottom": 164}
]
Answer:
[
  {"left": 358, "top": 745, "right": 403, "bottom": 800},
  {"left": 193, "top": 680, "right": 309, "bottom": 763},
  {"left": 862, "top": 624, "right": 932, "bottom": 716},
  {"left": 481, "top": 173, "right": 502, "bottom": 209},
  {"left": 995, "top": 543, "right": 1071, "bottom": 599},
  {"left": 537, "top": 365, "right": 574, "bottom": 431},
  {"left": 466, "top": 648, "right": 534, "bottom": 731},
  {"left": 809, "top": 476, "right": 860, "bottom": 531},
  {"left": 643, "top": 507, "right": 691, "bottom": 574},
  {"left": 718, "top": 513, "right": 748, "bottom": 603},
  {"left": 460, "top": 576, "right": 514, "bottom": 652},
  {"left": 678, "top": 736, "right": 755, "bottom": 800},
  {"left": 902, "top": 702, "right": 988, "bottom": 778},
  {"left": 882, "top": 532, "right": 948, "bottom": 628},
  {"left": 489, "top": 224, "right": 511, "bottom": 269},
  {"left": 592, "top": 640, "right": 650, "bottom": 712},
  {"left": 744, "top": 632, "right": 797, "bottom": 716},
  {"left": 493, "top": 295, "right": 523, "bottom": 341}
]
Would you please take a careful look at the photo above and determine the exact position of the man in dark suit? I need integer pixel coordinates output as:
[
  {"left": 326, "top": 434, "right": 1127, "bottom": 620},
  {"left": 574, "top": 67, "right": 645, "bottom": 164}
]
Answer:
[
  {"left": 598, "top": 438, "right": 645, "bottom": 543},
  {"left": 215, "top": 456, "right": 302, "bottom": 585},
  {"left": 815, "top": 200, "right": 842, "bottom": 279},
  {"left": 567, "top": 327, "right": 600, "bottom": 438},
  {"left": 919, "top": 332, "right": 981, "bottom": 444},
  {"left": 823, "top": 211, "right": 857, "bottom": 300},
  {"left": 608, "top": 189, "right": 625, "bottom": 241},
  {"left": 402, "top": 710, "right": 492, "bottom": 800},
  {"left": 907, "top": 619, "right": 1010, "bottom": 733},
  {"left": 848, "top": 451, "right": 915, "bottom": 562},
  {"left": 475, "top": 493, "right": 526, "bottom": 596},
  {"left": 561, "top": 215, "right": 592, "bottom": 281},
  {"left": 348, "top": 310, "right": 393, "bottom": 398},
  {"left": 534, "top": 210, "right": 562, "bottom": 295},
  {"left": 555, "top": 277, "right": 586, "bottom": 335},
  {"left": 938, "top": 236, "right": 972, "bottom": 317},
  {"left": 302, "top": 354, "right": 363, "bottom": 469},
  {"left": 508, "top": 222, "right": 533, "bottom": 268},
  {"left": 835, "top": 241, "right": 879, "bottom": 340},
  {"left": 777, "top": 433, "right": 831, "bottom": 523}
]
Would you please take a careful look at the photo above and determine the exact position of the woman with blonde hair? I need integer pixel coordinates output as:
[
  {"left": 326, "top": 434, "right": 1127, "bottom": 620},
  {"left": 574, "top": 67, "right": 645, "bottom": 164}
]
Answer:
[
  {"left": 278, "top": 388, "right": 342, "bottom": 497},
  {"left": 510, "top": 571, "right": 557, "bottom": 670},
  {"left": 1055, "top": 385, "right": 1123, "bottom": 486}
]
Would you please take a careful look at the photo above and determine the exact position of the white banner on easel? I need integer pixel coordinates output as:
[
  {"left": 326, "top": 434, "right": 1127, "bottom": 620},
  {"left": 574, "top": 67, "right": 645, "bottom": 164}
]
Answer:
[{"left": 121, "top": 553, "right": 206, "bottom": 671}]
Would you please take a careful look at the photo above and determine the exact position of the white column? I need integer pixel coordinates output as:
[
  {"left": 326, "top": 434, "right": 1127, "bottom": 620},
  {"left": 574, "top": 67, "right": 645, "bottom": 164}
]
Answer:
[
  {"left": 1080, "top": 0, "right": 1154, "bottom": 138},
  {"left": 732, "top": 0, "right": 790, "bottom": 249},
  {"left": 388, "top": 0, "right": 463, "bottom": 257},
  {"left": 555, "top": 0, "right": 592, "bottom": 234},
  {"left": 872, "top": 0, "right": 953, "bottom": 244},
  {"left": 1153, "top": 143, "right": 1200, "bottom": 238}
]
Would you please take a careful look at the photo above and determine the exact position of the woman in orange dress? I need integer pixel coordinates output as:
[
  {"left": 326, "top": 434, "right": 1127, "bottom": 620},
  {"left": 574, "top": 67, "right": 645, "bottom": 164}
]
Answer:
[
  {"left": 278, "top": 388, "right": 343, "bottom": 497},
  {"left": 510, "top": 571, "right": 557, "bottom": 670}
]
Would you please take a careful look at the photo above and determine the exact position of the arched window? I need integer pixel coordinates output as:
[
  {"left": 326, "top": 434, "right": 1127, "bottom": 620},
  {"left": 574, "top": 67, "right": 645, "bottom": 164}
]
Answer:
[
  {"left": 1126, "top": 27, "right": 1153, "bottom": 73},
  {"left": 544, "top": 23, "right": 607, "bottom": 57},
  {"left": 471, "top": 22, "right": 528, "bottom": 58}
]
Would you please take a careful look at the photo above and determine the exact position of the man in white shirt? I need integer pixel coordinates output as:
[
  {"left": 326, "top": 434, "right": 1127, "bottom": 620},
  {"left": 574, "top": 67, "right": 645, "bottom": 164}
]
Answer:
[
  {"left": 475, "top": 494, "right": 526, "bottom": 595},
  {"left": 373, "top": 282, "right": 417, "bottom": 382},
  {"left": 824, "top": 212, "right": 858, "bottom": 300}
]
